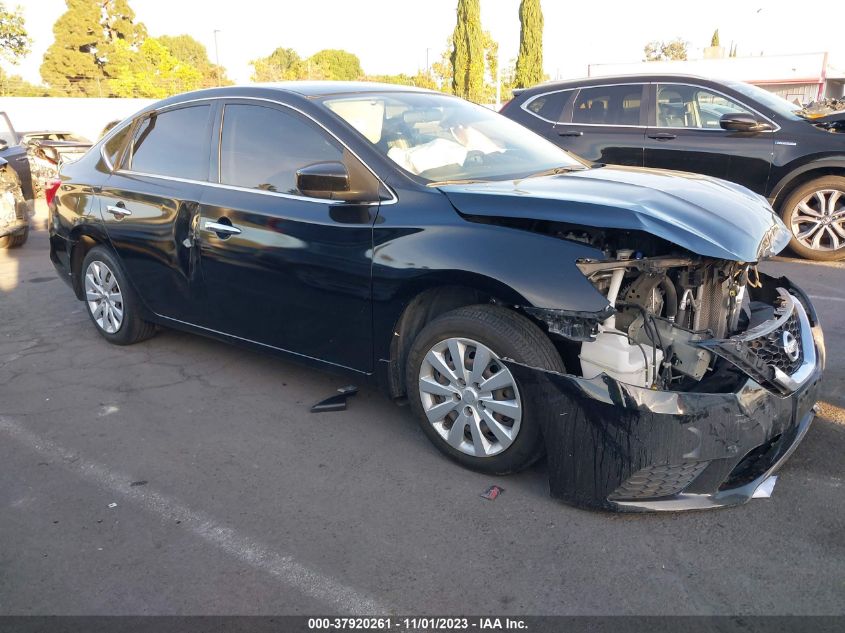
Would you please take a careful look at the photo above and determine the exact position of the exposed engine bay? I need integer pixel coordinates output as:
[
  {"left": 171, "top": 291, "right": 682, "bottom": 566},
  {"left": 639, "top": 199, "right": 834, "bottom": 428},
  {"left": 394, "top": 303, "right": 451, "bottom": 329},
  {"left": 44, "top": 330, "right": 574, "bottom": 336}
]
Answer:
[{"left": 521, "top": 226, "right": 810, "bottom": 394}]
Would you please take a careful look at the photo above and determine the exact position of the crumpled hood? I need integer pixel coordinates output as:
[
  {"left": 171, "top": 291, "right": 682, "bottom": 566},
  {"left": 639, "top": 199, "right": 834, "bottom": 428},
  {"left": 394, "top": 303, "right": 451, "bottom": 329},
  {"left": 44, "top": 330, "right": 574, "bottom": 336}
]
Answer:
[{"left": 438, "top": 165, "right": 791, "bottom": 262}]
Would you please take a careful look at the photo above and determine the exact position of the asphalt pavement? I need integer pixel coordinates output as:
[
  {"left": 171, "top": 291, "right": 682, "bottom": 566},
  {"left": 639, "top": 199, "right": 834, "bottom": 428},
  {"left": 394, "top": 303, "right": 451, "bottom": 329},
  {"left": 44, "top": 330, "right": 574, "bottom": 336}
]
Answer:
[{"left": 1, "top": 226, "right": 843, "bottom": 616}]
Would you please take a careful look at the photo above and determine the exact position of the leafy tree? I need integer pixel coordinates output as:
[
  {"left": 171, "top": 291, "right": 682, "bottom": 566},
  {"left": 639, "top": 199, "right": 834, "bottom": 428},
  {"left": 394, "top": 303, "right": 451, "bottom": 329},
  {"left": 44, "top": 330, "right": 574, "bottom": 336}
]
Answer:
[
  {"left": 0, "top": 68, "right": 51, "bottom": 96},
  {"left": 451, "top": 0, "right": 484, "bottom": 101},
  {"left": 108, "top": 37, "right": 202, "bottom": 98},
  {"left": 159, "top": 34, "right": 230, "bottom": 87},
  {"left": 514, "top": 0, "right": 543, "bottom": 88},
  {"left": 432, "top": 37, "right": 454, "bottom": 94},
  {"left": 250, "top": 46, "right": 302, "bottom": 82},
  {"left": 0, "top": 2, "right": 31, "bottom": 64},
  {"left": 643, "top": 38, "right": 688, "bottom": 62},
  {"left": 480, "top": 30, "right": 500, "bottom": 103},
  {"left": 305, "top": 49, "right": 362, "bottom": 81},
  {"left": 710, "top": 29, "right": 720, "bottom": 47},
  {"left": 40, "top": 0, "right": 146, "bottom": 96}
]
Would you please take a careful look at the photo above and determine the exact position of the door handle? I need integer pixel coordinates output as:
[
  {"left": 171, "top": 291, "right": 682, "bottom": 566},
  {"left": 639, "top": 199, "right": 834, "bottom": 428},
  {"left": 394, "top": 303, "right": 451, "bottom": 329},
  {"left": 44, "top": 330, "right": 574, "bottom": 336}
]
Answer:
[
  {"left": 557, "top": 130, "right": 583, "bottom": 137},
  {"left": 106, "top": 203, "right": 131, "bottom": 218},
  {"left": 648, "top": 133, "right": 677, "bottom": 141},
  {"left": 203, "top": 220, "right": 241, "bottom": 237}
]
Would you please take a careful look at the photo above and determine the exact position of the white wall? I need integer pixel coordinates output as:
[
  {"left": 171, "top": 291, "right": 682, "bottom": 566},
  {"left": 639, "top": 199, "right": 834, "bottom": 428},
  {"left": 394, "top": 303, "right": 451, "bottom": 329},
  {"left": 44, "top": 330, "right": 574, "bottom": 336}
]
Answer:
[{"left": 0, "top": 97, "right": 156, "bottom": 142}]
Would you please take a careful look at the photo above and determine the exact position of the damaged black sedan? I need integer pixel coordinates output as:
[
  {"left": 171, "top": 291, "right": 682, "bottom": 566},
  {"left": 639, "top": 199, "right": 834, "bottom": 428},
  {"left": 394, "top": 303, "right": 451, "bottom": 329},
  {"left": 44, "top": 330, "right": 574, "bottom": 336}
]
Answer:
[{"left": 49, "top": 83, "right": 824, "bottom": 511}]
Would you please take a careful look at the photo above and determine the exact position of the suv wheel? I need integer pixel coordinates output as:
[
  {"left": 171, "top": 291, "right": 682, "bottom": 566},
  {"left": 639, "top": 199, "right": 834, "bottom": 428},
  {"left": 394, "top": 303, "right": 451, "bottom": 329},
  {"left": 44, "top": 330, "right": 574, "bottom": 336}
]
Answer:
[
  {"left": 780, "top": 176, "right": 845, "bottom": 261},
  {"left": 405, "top": 305, "right": 565, "bottom": 475}
]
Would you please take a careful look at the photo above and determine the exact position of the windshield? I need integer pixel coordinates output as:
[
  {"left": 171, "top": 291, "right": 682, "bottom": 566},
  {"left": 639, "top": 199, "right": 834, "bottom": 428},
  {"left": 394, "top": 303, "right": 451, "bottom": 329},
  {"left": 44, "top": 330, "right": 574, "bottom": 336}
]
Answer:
[
  {"left": 726, "top": 81, "right": 804, "bottom": 121},
  {"left": 321, "top": 92, "right": 585, "bottom": 183}
]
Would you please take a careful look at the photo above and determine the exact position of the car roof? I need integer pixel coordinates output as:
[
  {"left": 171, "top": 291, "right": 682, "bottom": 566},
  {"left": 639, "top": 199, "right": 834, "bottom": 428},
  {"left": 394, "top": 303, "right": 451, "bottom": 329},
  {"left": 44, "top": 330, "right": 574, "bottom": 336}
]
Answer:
[
  {"left": 517, "top": 73, "right": 731, "bottom": 95},
  {"left": 147, "top": 81, "right": 446, "bottom": 113}
]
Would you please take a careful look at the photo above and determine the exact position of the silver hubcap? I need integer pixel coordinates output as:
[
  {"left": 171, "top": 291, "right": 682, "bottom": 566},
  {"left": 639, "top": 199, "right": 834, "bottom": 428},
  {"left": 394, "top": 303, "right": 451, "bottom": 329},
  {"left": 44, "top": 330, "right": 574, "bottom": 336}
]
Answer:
[
  {"left": 418, "top": 337, "right": 522, "bottom": 458},
  {"left": 84, "top": 261, "right": 124, "bottom": 334},
  {"left": 791, "top": 189, "right": 845, "bottom": 252}
]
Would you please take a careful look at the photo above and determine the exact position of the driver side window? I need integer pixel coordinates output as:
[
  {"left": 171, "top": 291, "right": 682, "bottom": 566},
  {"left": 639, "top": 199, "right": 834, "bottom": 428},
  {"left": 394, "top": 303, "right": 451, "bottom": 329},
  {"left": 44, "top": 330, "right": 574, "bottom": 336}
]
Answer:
[
  {"left": 220, "top": 104, "right": 346, "bottom": 196},
  {"left": 656, "top": 85, "right": 753, "bottom": 129}
]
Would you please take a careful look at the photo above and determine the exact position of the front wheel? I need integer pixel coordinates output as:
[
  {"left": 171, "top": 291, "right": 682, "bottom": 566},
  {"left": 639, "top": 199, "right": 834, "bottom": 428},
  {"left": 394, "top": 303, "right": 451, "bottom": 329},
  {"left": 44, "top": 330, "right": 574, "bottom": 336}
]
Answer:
[
  {"left": 780, "top": 176, "right": 845, "bottom": 261},
  {"left": 405, "top": 305, "right": 565, "bottom": 475}
]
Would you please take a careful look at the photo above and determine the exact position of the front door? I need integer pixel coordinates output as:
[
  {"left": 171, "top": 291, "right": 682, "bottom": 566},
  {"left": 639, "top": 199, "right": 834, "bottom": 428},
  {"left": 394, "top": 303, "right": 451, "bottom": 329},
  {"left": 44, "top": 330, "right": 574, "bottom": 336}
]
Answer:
[
  {"left": 643, "top": 83, "right": 774, "bottom": 194},
  {"left": 197, "top": 101, "right": 382, "bottom": 372},
  {"left": 552, "top": 83, "right": 647, "bottom": 166}
]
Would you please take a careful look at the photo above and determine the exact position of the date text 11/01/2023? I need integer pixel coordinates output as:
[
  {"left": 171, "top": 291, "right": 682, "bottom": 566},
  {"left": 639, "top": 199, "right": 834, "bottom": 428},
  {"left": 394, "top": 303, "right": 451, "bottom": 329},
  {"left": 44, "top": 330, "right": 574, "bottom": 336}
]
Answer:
[{"left": 307, "top": 617, "right": 528, "bottom": 630}]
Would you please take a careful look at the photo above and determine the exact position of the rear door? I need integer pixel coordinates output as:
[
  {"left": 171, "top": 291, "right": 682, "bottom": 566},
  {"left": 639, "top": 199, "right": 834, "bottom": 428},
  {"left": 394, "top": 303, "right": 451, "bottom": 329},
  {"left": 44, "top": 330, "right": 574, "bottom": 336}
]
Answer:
[
  {"left": 510, "top": 89, "right": 575, "bottom": 143},
  {"left": 552, "top": 83, "right": 647, "bottom": 166},
  {"left": 196, "top": 100, "right": 382, "bottom": 372},
  {"left": 100, "top": 103, "right": 214, "bottom": 325},
  {"left": 643, "top": 83, "right": 774, "bottom": 193}
]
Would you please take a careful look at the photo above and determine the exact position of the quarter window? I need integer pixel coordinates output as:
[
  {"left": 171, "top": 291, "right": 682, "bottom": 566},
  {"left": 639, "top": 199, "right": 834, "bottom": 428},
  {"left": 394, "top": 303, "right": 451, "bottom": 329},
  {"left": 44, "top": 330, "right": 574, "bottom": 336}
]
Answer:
[
  {"left": 656, "top": 85, "right": 754, "bottom": 129},
  {"left": 128, "top": 105, "right": 211, "bottom": 180},
  {"left": 103, "top": 122, "right": 133, "bottom": 169},
  {"left": 524, "top": 90, "right": 573, "bottom": 122},
  {"left": 220, "top": 104, "right": 344, "bottom": 195},
  {"left": 571, "top": 85, "right": 644, "bottom": 126}
]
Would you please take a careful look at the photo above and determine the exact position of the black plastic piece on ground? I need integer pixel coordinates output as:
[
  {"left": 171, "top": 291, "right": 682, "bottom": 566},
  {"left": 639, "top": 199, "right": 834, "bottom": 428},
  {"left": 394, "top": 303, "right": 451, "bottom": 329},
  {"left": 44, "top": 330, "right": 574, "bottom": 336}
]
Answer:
[{"left": 310, "top": 385, "right": 359, "bottom": 413}]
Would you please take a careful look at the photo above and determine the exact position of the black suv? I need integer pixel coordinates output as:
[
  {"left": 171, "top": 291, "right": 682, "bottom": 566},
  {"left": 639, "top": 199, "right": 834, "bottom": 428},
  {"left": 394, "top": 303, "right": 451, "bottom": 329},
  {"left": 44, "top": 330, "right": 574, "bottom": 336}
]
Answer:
[{"left": 501, "top": 74, "right": 845, "bottom": 261}]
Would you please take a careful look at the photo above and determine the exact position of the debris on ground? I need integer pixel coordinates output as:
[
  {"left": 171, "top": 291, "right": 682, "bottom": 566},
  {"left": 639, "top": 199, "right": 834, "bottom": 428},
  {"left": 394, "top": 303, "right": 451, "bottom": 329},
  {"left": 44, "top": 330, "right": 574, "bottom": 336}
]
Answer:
[
  {"left": 310, "top": 385, "right": 359, "bottom": 413},
  {"left": 480, "top": 485, "right": 505, "bottom": 501}
]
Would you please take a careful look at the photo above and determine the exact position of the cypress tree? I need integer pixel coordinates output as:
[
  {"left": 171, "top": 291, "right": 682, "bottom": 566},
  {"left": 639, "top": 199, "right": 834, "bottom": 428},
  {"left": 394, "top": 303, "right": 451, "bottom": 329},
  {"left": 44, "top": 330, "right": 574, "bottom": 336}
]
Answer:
[
  {"left": 451, "top": 0, "right": 484, "bottom": 102},
  {"left": 514, "top": 0, "right": 544, "bottom": 89}
]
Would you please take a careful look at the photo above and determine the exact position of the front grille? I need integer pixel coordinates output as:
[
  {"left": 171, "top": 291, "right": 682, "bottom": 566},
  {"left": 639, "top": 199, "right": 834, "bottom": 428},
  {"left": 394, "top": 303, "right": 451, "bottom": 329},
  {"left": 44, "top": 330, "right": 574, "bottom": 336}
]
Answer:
[
  {"left": 697, "top": 288, "right": 809, "bottom": 394},
  {"left": 746, "top": 311, "right": 803, "bottom": 375},
  {"left": 608, "top": 461, "right": 709, "bottom": 500}
]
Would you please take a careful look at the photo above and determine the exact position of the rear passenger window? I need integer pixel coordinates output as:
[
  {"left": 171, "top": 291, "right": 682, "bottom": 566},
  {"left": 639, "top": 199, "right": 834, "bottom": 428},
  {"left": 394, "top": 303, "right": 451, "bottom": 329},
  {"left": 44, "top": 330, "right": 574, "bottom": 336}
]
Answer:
[
  {"left": 219, "top": 104, "right": 343, "bottom": 195},
  {"left": 571, "top": 85, "right": 644, "bottom": 126},
  {"left": 128, "top": 105, "right": 211, "bottom": 181},
  {"left": 523, "top": 90, "right": 572, "bottom": 122}
]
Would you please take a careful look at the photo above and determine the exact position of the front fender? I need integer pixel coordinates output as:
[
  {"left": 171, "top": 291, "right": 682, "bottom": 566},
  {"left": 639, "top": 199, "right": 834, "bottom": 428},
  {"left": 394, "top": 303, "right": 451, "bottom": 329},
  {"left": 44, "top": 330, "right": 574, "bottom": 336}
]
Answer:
[
  {"left": 371, "top": 219, "right": 610, "bottom": 363},
  {"left": 769, "top": 155, "right": 845, "bottom": 204}
]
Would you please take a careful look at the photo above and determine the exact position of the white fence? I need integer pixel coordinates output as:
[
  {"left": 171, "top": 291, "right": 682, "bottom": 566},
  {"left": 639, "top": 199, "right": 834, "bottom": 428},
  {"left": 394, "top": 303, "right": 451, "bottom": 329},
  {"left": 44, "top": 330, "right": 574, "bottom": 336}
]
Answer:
[{"left": 0, "top": 97, "right": 156, "bottom": 142}]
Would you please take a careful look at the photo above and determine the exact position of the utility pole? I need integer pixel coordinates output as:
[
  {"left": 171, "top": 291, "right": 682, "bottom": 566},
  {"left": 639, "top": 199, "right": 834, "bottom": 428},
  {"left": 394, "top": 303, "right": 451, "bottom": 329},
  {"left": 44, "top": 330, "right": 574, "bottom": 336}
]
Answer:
[
  {"left": 213, "top": 29, "right": 221, "bottom": 86},
  {"left": 426, "top": 47, "right": 432, "bottom": 73}
]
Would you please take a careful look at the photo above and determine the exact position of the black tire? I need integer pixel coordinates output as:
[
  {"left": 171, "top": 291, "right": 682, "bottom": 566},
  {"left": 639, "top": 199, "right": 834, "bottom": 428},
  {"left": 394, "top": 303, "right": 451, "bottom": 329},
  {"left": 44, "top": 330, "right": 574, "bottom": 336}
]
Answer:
[
  {"left": 406, "top": 304, "right": 565, "bottom": 475},
  {"left": 80, "top": 246, "right": 156, "bottom": 345},
  {"left": 0, "top": 224, "right": 27, "bottom": 249},
  {"left": 779, "top": 176, "right": 845, "bottom": 262}
]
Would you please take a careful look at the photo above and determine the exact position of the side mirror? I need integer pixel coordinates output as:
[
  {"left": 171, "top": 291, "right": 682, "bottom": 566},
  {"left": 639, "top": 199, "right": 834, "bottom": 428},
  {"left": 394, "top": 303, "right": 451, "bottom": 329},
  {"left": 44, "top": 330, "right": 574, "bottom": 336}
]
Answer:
[
  {"left": 719, "top": 112, "right": 772, "bottom": 132},
  {"left": 296, "top": 161, "right": 350, "bottom": 200},
  {"left": 0, "top": 139, "right": 7, "bottom": 150}
]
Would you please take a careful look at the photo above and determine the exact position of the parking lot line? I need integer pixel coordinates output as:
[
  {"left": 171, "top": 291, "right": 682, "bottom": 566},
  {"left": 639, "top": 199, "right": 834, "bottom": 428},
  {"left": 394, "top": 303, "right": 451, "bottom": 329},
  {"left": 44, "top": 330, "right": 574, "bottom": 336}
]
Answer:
[
  {"left": 809, "top": 295, "right": 845, "bottom": 304},
  {"left": 0, "top": 415, "right": 390, "bottom": 615}
]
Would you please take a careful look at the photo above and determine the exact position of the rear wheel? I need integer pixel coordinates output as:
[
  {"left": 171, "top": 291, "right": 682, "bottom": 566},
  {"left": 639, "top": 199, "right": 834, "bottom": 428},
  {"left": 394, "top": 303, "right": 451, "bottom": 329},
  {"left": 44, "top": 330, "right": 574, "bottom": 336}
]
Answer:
[
  {"left": 406, "top": 304, "right": 565, "bottom": 475},
  {"left": 81, "top": 246, "right": 156, "bottom": 345},
  {"left": 780, "top": 176, "right": 845, "bottom": 261}
]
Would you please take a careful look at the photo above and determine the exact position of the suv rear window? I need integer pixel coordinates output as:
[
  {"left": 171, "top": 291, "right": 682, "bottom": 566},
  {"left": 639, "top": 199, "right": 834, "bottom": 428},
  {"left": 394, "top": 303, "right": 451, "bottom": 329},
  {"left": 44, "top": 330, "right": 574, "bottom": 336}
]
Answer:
[{"left": 128, "top": 105, "right": 211, "bottom": 181}]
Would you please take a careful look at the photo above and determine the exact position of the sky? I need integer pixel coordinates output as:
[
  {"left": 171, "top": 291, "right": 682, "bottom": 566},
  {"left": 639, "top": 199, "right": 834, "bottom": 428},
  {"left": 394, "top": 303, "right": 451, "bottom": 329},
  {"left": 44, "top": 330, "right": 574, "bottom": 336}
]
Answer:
[{"left": 4, "top": 0, "right": 843, "bottom": 86}]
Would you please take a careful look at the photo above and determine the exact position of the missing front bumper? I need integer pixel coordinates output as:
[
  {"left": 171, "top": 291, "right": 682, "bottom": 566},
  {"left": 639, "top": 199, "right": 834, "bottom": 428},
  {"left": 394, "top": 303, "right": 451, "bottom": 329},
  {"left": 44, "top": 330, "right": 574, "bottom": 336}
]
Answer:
[{"left": 504, "top": 283, "right": 824, "bottom": 512}]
